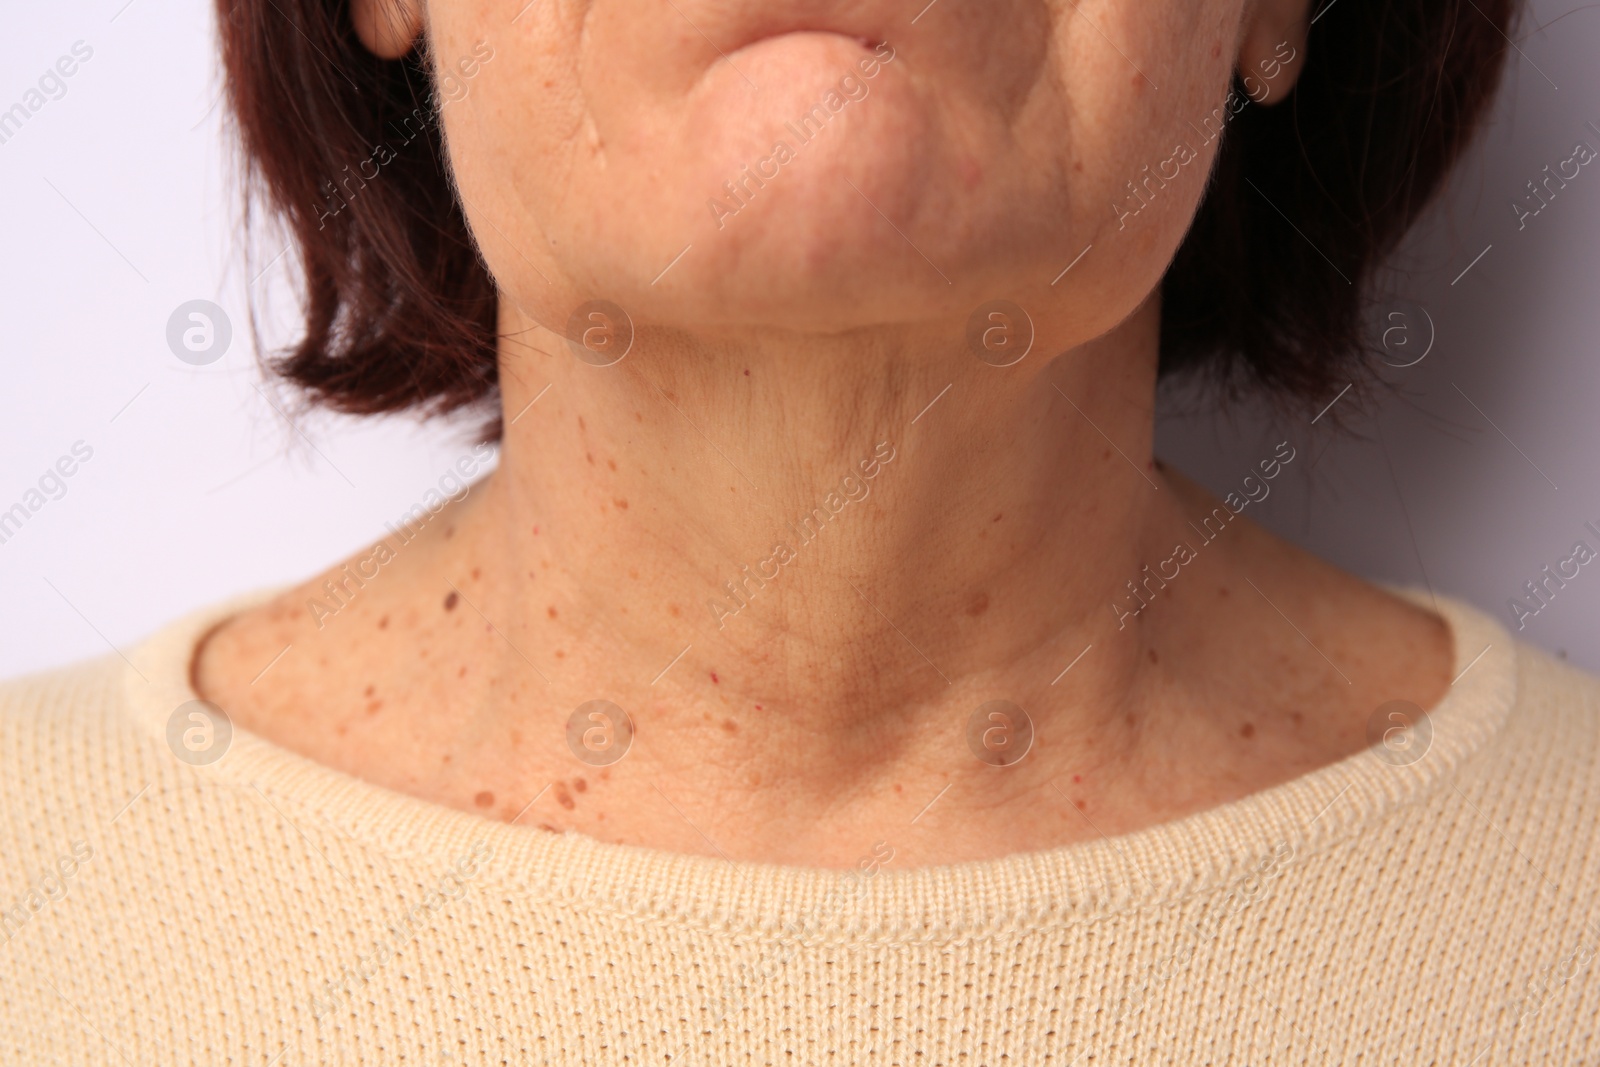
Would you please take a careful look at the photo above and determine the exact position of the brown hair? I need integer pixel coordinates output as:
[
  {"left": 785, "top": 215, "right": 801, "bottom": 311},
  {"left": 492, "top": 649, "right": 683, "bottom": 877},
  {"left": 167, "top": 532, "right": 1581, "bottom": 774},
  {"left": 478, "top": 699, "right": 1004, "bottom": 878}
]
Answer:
[{"left": 217, "top": 0, "right": 1518, "bottom": 430}]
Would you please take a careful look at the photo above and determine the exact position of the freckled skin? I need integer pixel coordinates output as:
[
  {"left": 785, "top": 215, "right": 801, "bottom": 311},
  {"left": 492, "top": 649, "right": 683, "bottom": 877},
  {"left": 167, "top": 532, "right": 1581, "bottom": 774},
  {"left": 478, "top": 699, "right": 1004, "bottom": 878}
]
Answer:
[{"left": 192, "top": 0, "right": 1455, "bottom": 868}]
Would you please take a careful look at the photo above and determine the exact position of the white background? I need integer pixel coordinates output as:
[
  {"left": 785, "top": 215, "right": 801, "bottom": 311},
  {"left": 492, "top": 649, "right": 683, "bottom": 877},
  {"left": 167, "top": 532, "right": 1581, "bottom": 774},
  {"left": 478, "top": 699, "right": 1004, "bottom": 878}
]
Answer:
[{"left": 2, "top": 0, "right": 1598, "bottom": 677}]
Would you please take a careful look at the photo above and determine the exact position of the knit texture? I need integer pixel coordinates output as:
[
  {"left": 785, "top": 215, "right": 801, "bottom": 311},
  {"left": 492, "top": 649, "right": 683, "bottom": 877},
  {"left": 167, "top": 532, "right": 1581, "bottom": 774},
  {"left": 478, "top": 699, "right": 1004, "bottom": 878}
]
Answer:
[{"left": 2, "top": 587, "right": 1598, "bottom": 1065}]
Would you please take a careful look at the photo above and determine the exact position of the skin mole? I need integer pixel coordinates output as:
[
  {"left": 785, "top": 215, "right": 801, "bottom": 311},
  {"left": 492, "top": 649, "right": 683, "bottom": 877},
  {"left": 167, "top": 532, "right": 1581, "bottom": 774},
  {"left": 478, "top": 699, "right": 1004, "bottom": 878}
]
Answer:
[
  {"left": 444, "top": 591, "right": 459, "bottom": 611},
  {"left": 475, "top": 790, "right": 495, "bottom": 808},
  {"left": 555, "top": 784, "right": 575, "bottom": 810}
]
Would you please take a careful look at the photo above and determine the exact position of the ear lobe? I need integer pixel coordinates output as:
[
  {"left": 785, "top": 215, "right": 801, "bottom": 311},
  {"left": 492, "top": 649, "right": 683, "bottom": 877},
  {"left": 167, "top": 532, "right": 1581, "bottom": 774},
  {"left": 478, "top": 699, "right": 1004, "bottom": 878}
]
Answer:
[
  {"left": 351, "top": 0, "right": 424, "bottom": 59},
  {"left": 1236, "top": 0, "right": 1310, "bottom": 105}
]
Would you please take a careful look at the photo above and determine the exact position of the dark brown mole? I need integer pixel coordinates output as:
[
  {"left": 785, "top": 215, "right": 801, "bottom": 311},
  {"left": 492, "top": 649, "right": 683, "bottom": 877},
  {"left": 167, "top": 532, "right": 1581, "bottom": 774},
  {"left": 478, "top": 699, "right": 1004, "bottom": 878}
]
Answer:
[
  {"left": 554, "top": 784, "right": 575, "bottom": 810},
  {"left": 992, "top": 512, "right": 1003, "bottom": 523},
  {"left": 743, "top": 368, "right": 750, "bottom": 376},
  {"left": 1240, "top": 722, "right": 1256, "bottom": 739},
  {"left": 721, "top": 719, "right": 738, "bottom": 734},
  {"left": 475, "top": 790, "right": 494, "bottom": 808},
  {"left": 444, "top": 591, "right": 459, "bottom": 611},
  {"left": 573, "top": 778, "right": 587, "bottom": 793}
]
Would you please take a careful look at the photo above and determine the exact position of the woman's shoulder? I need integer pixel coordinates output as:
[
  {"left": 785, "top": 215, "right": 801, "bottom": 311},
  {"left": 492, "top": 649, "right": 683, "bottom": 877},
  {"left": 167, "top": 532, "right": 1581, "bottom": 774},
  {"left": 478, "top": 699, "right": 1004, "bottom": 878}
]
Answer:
[{"left": 0, "top": 651, "right": 175, "bottom": 830}]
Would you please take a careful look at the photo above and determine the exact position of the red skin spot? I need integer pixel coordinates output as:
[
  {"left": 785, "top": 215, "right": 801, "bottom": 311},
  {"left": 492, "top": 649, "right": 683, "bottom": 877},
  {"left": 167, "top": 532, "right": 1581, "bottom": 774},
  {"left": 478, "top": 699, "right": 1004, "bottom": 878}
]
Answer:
[
  {"left": 893, "top": 783, "right": 903, "bottom": 793},
  {"left": 364, "top": 685, "right": 375, "bottom": 697},
  {"left": 532, "top": 525, "right": 540, "bottom": 535},
  {"left": 458, "top": 666, "right": 467, "bottom": 678},
  {"left": 613, "top": 498, "right": 629, "bottom": 510},
  {"left": 336, "top": 724, "right": 348, "bottom": 737},
  {"left": 586, "top": 452, "right": 595, "bottom": 465},
  {"left": 474, "top": 790, "right": 495, "bottom": 808},
  {"left": 1073, "top": 799, "right": 1086, "bottom": 811},
  {"left": 1148, "top": 648, "right": 1158, "bottom": 664},
  {"left": 1240, "top": 723, "right": 1256, "bottom": 739},
  {"left": 444, "top": 591, "right": 459, "bottom": 611},
  {"left": 578, "top": 416, "right": 586, "bottom": 431},
  {"left": 1212, "top": 40, "right": 1222, "bottom": 58},
  {"left": 471, "top": 567, "right": 481, "bottom": 580},
  {"left": 1072, "top": 774, "right": 1082, "bottom": 784},
  {"left": 548, "top": 606, "right": 558, "bottom": 619},
  {"left": 573, "top": 778, "right": 587, "bottom": 793},
  {"left": 607, "top": 459, "right": 617, "bottom": 471},
  {"left": 668, "top": 604, "right": 681, "bottom": 618},
  {"left": 743, "top": 369, "right": 751, "bottom": 376},
  {"left": 377, "top": 616, "right": 389, "bottom": 630},
  {"left": 721, "top": 719, "right": 738, "bottom": 734},
  {"left": 710, "top": 672, "right": 720, "bottom": 684},
  {"left": 754, "top": 704, "right": 763, "bottom": 711},
  {"left": 554, "top": 650, "right": 565, "bottom": 659}
]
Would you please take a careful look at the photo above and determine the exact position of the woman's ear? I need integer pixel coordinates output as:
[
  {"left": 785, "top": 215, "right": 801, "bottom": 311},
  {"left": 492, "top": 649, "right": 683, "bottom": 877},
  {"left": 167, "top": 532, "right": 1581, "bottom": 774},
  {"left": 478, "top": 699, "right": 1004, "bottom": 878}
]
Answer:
[
  {"left": 351, "top": 0, "right": 424, "bottom": 59},
  {"left": 1237, "top": 0, "right": 1311, "bottom": 105}
]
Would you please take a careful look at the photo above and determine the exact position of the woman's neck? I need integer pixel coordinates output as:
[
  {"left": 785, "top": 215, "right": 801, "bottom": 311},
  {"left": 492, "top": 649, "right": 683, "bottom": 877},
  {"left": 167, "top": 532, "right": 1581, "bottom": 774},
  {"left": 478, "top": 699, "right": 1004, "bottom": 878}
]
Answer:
[
  {"left": 477, "top": 298, "right": 1166, "bottom": 739},
  {"left": 196, "top": 297, "right": 1453, "bottom": 866}
]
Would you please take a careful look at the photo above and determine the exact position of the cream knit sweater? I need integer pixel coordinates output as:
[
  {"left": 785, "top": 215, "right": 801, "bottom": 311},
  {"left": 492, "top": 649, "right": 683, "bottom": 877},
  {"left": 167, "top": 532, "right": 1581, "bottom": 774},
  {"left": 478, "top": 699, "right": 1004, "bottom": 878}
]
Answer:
[{"left": 3, "top": 586, "right": 1598, "bottom": 1066}]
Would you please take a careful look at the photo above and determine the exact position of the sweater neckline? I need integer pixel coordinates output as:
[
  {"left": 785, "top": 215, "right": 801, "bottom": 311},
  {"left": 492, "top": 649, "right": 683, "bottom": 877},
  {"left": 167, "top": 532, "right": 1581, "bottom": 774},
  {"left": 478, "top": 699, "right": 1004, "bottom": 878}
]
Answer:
[{"left": 120, "top": 583, "right": 1517, "bottom": 941}]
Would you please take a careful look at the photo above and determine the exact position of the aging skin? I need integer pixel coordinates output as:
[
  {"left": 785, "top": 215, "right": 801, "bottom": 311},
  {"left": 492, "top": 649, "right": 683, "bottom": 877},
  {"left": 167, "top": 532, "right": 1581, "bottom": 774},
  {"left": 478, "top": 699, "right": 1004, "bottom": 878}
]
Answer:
[{"left": 196, "top": 0, "right": 1452, "bottom": 867}]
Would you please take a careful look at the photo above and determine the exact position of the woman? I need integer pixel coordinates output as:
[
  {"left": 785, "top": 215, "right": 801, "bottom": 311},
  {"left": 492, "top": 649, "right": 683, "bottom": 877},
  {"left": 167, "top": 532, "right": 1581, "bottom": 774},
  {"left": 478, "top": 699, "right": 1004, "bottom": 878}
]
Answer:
[{"left": 5, "top": 0, "right": 1594, "bottom": 1062}]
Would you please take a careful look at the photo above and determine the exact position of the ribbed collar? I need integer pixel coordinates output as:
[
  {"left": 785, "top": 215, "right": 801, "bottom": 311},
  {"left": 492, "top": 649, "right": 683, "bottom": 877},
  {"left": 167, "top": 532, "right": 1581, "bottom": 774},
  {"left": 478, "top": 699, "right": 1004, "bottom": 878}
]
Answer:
[{"left": 121, "top": 584, "right": 1517, "bottom": 942}]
